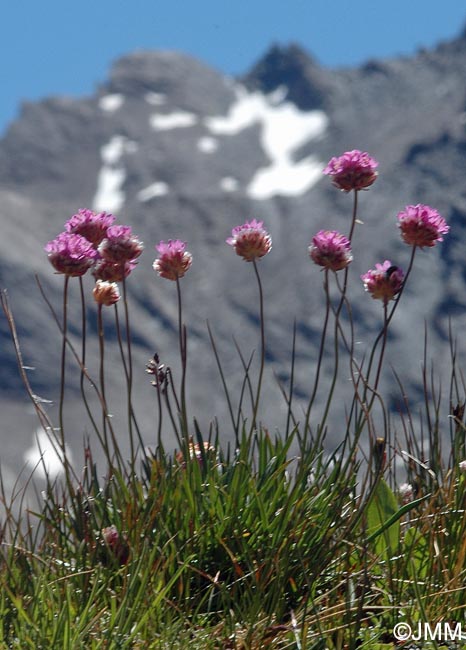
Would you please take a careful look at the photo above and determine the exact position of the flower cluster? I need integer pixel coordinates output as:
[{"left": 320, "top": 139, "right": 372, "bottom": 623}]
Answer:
[
  {"left": 309, "top": 230, "right": 353, "bottom": 272},
  {"left": 45, "top": 209, "right": 143, "bottom": 302},
  {"left": 226, "top": 219, "right": 272, "bottom": 262},
  {"left": 323, "top": 149, "right": 378, "bottom": 192},
  {"left": 397, "top": 204, "right": 449, "bottom": 248},
  {"left": 361, "top": 261, "right": 404, "bottom": 304},
  {"left": 319, "top": 150, "right": 450, "bottom": 306},
  {"left": 153, "top": 240, "right": 193, "bottom": 281}
]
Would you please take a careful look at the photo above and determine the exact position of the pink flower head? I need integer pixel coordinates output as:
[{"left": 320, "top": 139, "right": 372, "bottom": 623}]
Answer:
[
  {"left": 309, "top": 230, "right": 353, "bottom": 271},
  {"left": 45, "top": 232, "right": 97, "bottom": 277},
  {"left": 65, "top": 209, "right": 116, "bottom": 247},
  {"left": 226, "top": 219, "right": 272, "bottom": 262},
  {"left": 361, "top": 260, "right": 404, "bottom": 304},
  {"left": 98, "top": 225, "right": 144, "bottom": 263},
  {"left": 323, "top": 150, "right": 378, "bottom": 192},
  {"left": 397, "top": 204, "right": 449, "bottom": 248},
  {"left": 92, "top": 257, "right": 137, "bottom": 282},
  {"left": 153, "top": 240, "right": 193, "bottom": 281},
  {"left": 93, "top": 280, "right": 120, "bottom": 306}
]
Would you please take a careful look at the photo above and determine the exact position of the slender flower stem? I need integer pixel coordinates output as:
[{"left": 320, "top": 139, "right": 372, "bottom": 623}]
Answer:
[
  {"left": 309, "top": 191, "right": 358, "bottom": 444},
  {"left": 78, "top": 278, "right": 102, "bottom": 443},
  {"left": 97, "top": 304, "right": 108, "bottom": 448},
  {"left": 362, "top": 246, "right": 417, "bottom": 398},
  {"left": 304, "top": 269, "right": 331, "bottom": 438},
  {"left": 352, "top": 246, "right": 418, "bottom": 437},
  {"left": 251, "top": 259, "right": 265, "bottom": 433},
  {"left": 176, "top": 277, "right": 189, "bottom": 444},
  {"left": 58, "top": 275, "right": 69, "bottom": 450},
  {"left": 121, "top": 277, "right": 144, "bottom": 467},
  {"left": 347, "top": 190, "right": 359, "bottom": 244}
]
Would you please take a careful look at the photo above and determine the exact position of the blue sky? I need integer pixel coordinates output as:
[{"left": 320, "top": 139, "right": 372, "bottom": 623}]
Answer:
[{"left": 1, "top": 1, "right": 465, "bottom": 135}]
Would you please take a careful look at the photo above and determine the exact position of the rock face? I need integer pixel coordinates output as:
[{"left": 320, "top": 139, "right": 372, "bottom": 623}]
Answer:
[{"left": 1, "top": 31, "right": 466, "bottom": 485}]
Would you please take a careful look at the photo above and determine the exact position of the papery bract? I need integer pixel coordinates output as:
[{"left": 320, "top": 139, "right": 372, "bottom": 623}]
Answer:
[
  {"left": 226, "top": 219, "right": 272, "bottom": 262},
  {"left": 93, "top": 280, "right": 121, "bottom": 306}
]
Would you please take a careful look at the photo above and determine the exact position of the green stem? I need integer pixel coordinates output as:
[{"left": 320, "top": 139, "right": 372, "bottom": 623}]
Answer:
[{"left": 251, "top": 259, "right": 265, "bottom": 433}]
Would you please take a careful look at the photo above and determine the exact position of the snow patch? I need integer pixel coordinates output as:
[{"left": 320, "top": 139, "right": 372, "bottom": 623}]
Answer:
[
  {"left": 93, "top": 135, "right": 138, "bottom": 213},
  {"left": 150, "top": 111, "right": 198, "bottom": 130},
  {"left": 205, "top": 86, "right": 328, "bottom": 200},
  {"left": 197, "top": 136, "right": 218, "bottom": 153},
  {"left": 99, "top": 94, "right": 125, "bottom": 112},
  {"left": 24, "top": 429, "right": 72, "bottom": 479},
  {"left": 220, "top": 177, "right": 239, "bottom": 192},
  {"left": 145, "top": 92, "right": 167, "bottom": 106},
  {"left": 137, "top": 182, "right": 169, "bottom": 201}
]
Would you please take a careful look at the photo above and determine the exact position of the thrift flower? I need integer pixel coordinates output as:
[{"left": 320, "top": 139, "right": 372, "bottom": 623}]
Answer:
[
  {"left": 226, "top": 219, "right": 272, "bottom": 262},
  {"left": 101, "top": 525, "right": 129, "bottom": 565},
  {"left": 65, "top": 209, "right": 115, "bottom": 247},
  {"left": 309, "top": 230, "right": 353, "bottom": 271},
  {"left": 93, "top": 280, "right": 120, "bottom": 306},
  {"left": 324, "top": 150, "right": 378, "bottom": 192},
  {"left": 45, "top": 232, "right": 97, "bottom": 277},
  {"left": 98, "top": 225, "right": 144, "bottom": 263},
  {"left": 361, "top": 260, "right": 404, "bottom": 304},
  {"left": 397, "top": 204, "right": 449, "bottom": 248},
  {"left": 92, "top": 257, "right": 137, "bottom": 282},
  {"left": 153, "top": 240, "right": 193, "bottom": 280}
]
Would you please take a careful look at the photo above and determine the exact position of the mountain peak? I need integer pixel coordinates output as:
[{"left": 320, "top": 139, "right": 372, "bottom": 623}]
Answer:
[
  {"left": 105, "top": 50, "right": 233, "bottom": 114},
  {"left": 243, "top": 43, "right": 332, "bottom": 110}
]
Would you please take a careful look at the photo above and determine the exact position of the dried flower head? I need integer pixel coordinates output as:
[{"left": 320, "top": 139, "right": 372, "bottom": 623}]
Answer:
[
  {"left": 459, "top": 460, "right": 466, "bottom": 473},
  {"left": 324, "top": 150, "right": 378, "bottom": 192},
  {"left": 93, "top": 280, "right": 120, "bottom": 306},
  {"left": 153, "top": 240, "right": 193, "bottom": 280},
  {"left": 65, "top": 209, "right": 115, "bottom": 247},
  {"left": 226, "top": 219, "right": 272, "bottom": 262},
  {"left": 98, "top": 225, "right": 144, "bottom": 263},
  {"left": 397, "top": 204, "right": 449, "bottom": 248},
  {"left": 309, "top": 230, "right": 353, "bottom": 271},
  {"left": 361, "top": 260, "right": 404, "bottom": 304},
  {"left": 45, "top": 232, "right": 97, "bottom": 277},
  {"left": 398, "top": 482, "right": 414, "bottom": 505},
  {"left": 146, "top": 354, "right": 168, "bottom": 390}
]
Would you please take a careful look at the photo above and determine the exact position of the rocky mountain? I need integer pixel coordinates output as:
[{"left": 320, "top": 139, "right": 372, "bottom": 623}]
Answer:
[{"left": 2, "top": 28, "right": 466, "bottom": 488}]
